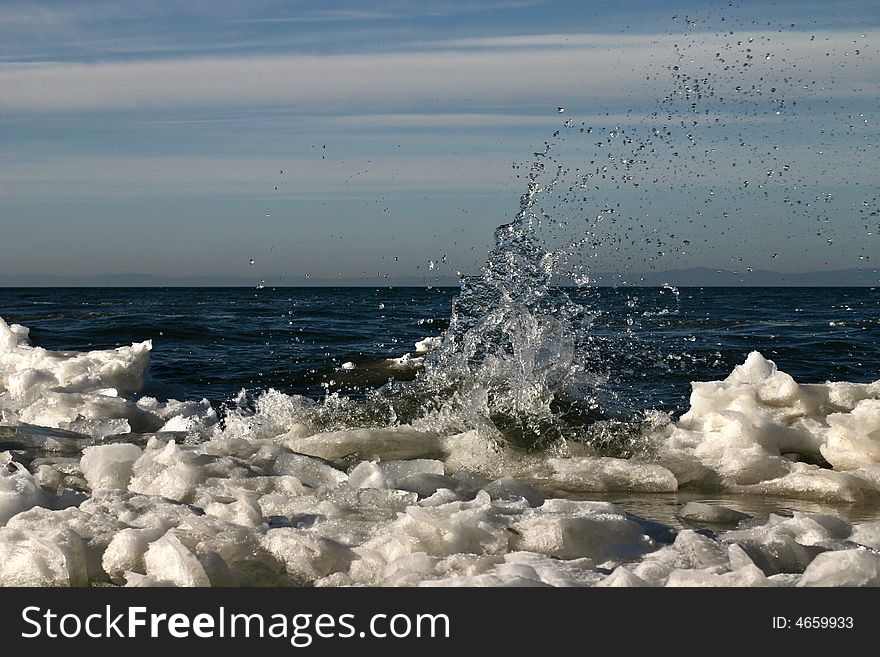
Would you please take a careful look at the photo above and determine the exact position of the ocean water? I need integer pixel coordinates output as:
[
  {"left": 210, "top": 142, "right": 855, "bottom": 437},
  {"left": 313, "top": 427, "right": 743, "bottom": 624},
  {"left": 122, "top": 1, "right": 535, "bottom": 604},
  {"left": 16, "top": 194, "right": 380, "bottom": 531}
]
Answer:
[{"left": 1, "top": 285, "right": 876, "bottom": 410}]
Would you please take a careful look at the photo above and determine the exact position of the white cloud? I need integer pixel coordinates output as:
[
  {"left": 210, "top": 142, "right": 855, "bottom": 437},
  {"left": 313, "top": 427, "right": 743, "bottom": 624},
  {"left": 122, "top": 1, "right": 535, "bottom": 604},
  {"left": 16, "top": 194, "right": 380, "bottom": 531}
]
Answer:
[
  {"left": 0, "top": 154, "right": 521, "bottom": 198},
  {"left": 2, "top": 30, "right": 874, "bottom": 114}
]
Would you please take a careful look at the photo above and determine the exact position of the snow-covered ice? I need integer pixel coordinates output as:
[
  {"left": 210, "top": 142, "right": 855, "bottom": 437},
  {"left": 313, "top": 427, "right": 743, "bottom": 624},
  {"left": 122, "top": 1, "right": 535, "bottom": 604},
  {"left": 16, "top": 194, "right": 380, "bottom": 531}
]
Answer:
[{"left": 2, "top": 318, "right": 880, "bottom": 587}]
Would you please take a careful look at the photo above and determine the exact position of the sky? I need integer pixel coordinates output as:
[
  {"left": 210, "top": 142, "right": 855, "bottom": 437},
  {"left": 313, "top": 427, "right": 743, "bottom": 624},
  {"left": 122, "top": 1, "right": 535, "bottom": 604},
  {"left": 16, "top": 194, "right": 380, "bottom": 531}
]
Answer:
[{"left": 1, "top": 0, "right": 878, "bottom": 285}]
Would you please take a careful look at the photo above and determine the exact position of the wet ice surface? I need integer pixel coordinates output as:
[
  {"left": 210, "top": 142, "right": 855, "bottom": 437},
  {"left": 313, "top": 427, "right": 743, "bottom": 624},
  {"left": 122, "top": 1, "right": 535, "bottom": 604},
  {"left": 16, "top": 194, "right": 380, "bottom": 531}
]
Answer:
[{"left": 2, "top": 316, "right": 880, "bottom": 587}]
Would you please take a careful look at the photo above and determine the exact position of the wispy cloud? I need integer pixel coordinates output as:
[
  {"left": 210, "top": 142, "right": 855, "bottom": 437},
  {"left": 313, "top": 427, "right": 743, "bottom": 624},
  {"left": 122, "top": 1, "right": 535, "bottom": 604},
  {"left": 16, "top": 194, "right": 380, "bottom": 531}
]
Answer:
[
  {"left": 2, "top": 30, "right": 875, "bottom": 114},
  {"left": 0, "top": 154, "right": 521, "bottom": 198},
  {"left": 228, "top": 1, "right": 547, "bottom": 24}
]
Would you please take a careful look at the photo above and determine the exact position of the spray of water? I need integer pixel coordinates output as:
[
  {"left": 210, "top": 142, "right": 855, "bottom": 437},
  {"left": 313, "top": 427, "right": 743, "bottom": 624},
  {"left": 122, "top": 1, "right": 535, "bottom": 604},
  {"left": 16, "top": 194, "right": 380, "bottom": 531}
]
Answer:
[{"left": 379, "top": 12, "right": 877, "bottom": 455}]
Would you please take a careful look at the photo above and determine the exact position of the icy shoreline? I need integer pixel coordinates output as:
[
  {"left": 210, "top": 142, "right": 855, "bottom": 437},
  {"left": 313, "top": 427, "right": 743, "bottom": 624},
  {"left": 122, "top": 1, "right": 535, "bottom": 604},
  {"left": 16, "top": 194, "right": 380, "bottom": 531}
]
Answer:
[{"left": 2, "top": 315, "right": 880, "bottom": 587}]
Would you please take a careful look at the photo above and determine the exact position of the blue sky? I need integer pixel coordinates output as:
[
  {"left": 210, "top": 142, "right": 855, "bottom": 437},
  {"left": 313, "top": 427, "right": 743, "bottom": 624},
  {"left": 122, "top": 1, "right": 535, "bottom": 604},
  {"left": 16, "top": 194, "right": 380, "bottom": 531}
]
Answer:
[{"left": 1, "top": 0, "right": 878, "bottom": 284}]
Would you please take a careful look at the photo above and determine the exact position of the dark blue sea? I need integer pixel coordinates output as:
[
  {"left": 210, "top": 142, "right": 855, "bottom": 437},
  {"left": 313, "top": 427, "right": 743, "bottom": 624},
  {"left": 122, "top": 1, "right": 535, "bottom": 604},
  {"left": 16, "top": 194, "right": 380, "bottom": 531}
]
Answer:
[{"left": 1, "top": 286, "right": 877, "bottom": 416}]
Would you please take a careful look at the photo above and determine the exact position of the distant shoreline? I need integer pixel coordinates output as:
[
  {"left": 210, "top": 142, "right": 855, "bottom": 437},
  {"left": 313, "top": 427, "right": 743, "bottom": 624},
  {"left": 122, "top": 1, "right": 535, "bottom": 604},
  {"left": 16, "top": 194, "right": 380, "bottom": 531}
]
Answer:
[{"left": 1, "top": 267, "right": 878, "bottom": 288}]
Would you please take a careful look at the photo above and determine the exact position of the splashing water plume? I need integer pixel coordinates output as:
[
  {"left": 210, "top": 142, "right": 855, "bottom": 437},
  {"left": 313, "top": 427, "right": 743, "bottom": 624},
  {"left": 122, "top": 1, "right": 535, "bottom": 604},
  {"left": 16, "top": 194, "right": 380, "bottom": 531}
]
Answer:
[{"left": 371, "top": 10, "right": 879, "bottom": 457}]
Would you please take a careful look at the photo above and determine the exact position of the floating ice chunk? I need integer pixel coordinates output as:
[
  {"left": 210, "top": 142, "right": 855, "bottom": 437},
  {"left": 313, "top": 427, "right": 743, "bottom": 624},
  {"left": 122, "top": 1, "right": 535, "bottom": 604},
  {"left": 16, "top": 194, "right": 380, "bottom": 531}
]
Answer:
[
  {"left": 390, "top": 474, "right": 461, "bottom": 498},
  {"left": 82, "top": 489, "right": 201, "bottom": 532},
  {"left": 348, "top": 459, "right": 444, "bottom": 490},
  {"left": 205, "top": 497, "right": 264, "bottom": 528},
  {"left": 128, "top": 438, "right": 205, "bottom": 503},
  {"left": 597, "top": 566, "right": 650, "bottom": 587},
  {"left": 137, "top": 397, "right": 217, "bottom": 434},
  {"left": 0, "top": 526, "right": 88, "bottom": 586},
  {"left": 386, "top": 353, "right": 424, "bottom": 368},
  {"left": 6, "top": 504, "right": 129, "bottom": 584},
  {"left": 678, "top": 502, "right": 750, "bottom": 524},
  {"left": 350, "top": 491, "right": 512, "bottom": 584},
  {"left": 482, "top": 477, "right": 545, "bottom": 507},
  {"left": 539, "top": 499, "right": 626, "bottom": 515},
  {"left": 791, "top": 512, "right": 853, "bottom": 541},
  {"left": 501, "top": 551, "right": 598, "bottom": 587},
  {"left": 726, "top": 351, "right": 798, "bottom": 398},
  {"left": 669, "top": 529, "right": 730, "bottom": 570},
  {"left": 425, "top": 573, "right": 549, "bottom": 587},
  {"left": 722, "top": 513, "right": 838, "bottom": 575},
  {"left": 0, "top": 324, "right": 159, "bottom": 433},
  {"left": 851, "top": 522, "right": 880, "bottom": 550},
  {"left": 415, "top": 336, "right": 442, "bottom": 354},
  {"left": 798, "top": 549, "right": 880, "bottom": 587},
  {"left": 289, "top": 426, "right": 443, "bottom": 461},
  {"left": 0, "top": 317, "right": 31, "bottom": 354},
  {"left": 261, "top": 529, "right": 355, "bottom": 582},
  {"left": 32, "top": 463, "right": 66, "bottom": 495},
  {"left": 159, "top": 415, "right": 198, "bottom": 432},
  {"left": 739, "top": 463, "right": 877, "bottom": 503},
  {"left": 439, "top": 430, "right": 504, "bottom": 475},
  {"left": 631, "top": 559, "right": 675, "bottom": 587},
  {"left": 123, "top": 572, "right": 175, "bottom": 587},
  {"left": 728, "top": 543, "right": 757, "bottom": 570},
  {"left": 165, "top": 515, "right": 283, "bottom": 586},
  {"left": 143, "top": 531, "right": 211, "bottom": 587},
  {"left": 821, "top": 399, "right": 880, "bottom": 469},
  {"left": 653, "top": 351, "right": 880, "bottom": 497},
  {"left": 0, "top": 424, "right": 87, "bottom": 455},
  {"left": 547, "top": 457, "right": 678, "bottom": 492},
  {"left": 0, "top": 317, "right": 22, "bottom": 352},
  {"left": 510, "top": 500, "right": 652, "bottom": 561},
  {"left": 271, "top": 452, "right": 348, "bottom": 489},
  {"left": 0, "top": 315, "right": 151, "bottom": 423},
  {"left": 81, "top": 444, "right": 143, "bottom": 491},
  {"left": 666, "top": 564, "right": 773, "bottom": 587},
  {"left": 65, "top": 417, "right": 131, "bottom": 439},
  {"left": 418, "top": 488, "right": 460, "bottom": 506},
  {"left": 101, "top": 527, "right": 165, "bottom": 583},
  {"left": 0, "top": 458, "right": 49, "bottom": 526},
  {"left": 767, "top": 573, "right": 801, "bottom": 586}
]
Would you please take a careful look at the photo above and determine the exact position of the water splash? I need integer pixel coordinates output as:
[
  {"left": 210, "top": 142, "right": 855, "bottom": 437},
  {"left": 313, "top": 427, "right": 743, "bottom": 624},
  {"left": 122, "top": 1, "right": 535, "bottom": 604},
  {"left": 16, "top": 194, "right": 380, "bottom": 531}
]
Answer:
[
  {"left": 385, "top": 12, "right": 876, "bottom": 453},
  {"left": 415, "top": 171, "right": 597, "bottom": 449}
]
